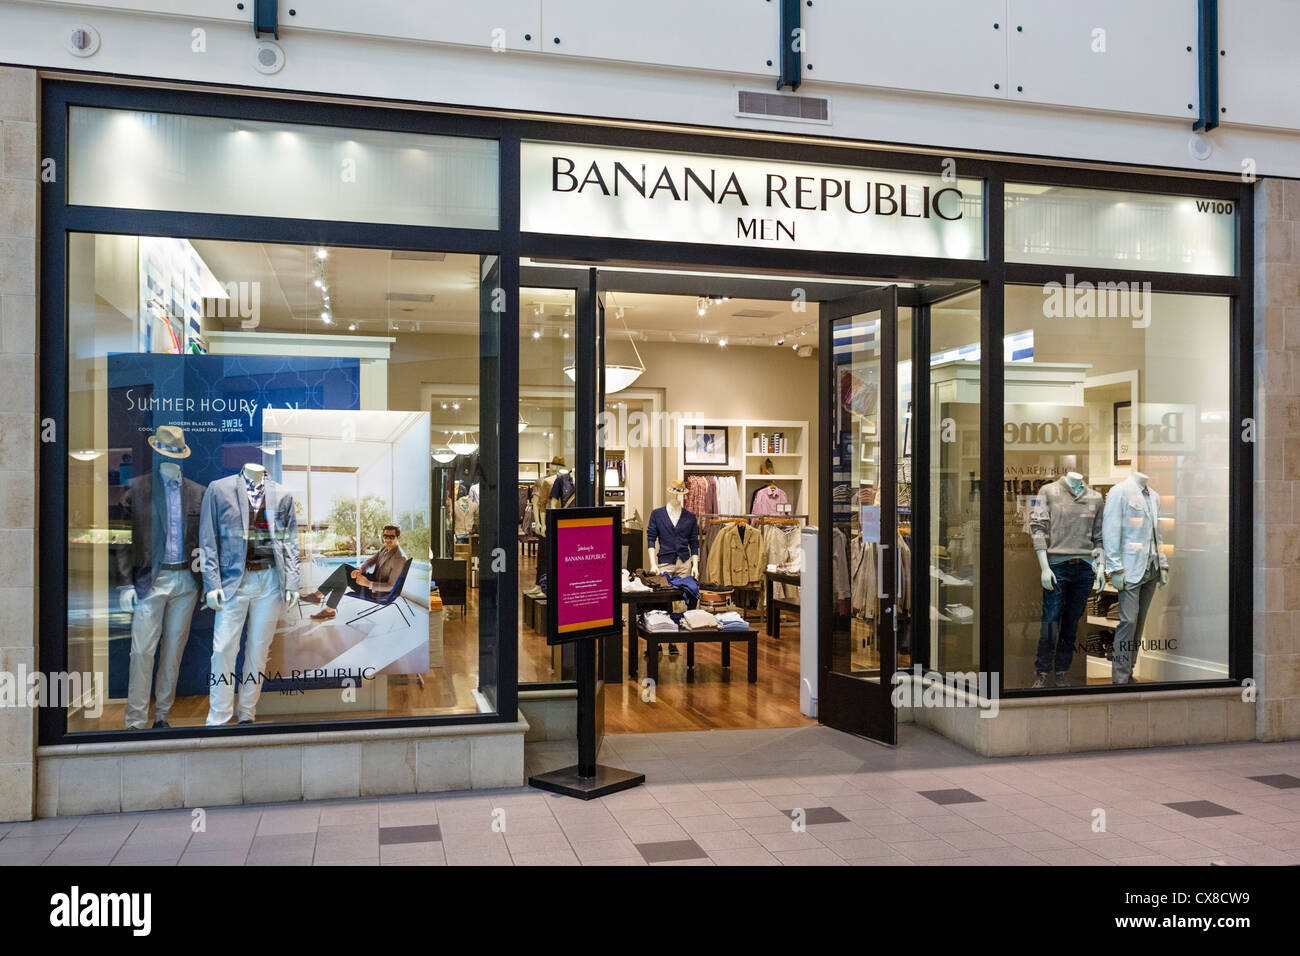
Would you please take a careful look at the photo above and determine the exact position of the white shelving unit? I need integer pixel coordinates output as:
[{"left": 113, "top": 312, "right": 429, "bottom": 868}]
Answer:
[{"left": 676, "top": 418, "right": 808, "bottom": 514}]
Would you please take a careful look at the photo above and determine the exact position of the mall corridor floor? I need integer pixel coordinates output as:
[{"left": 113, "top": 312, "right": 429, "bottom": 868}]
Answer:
[{"left": 3, "top": 725, "right": 1299, "bottom": 866}]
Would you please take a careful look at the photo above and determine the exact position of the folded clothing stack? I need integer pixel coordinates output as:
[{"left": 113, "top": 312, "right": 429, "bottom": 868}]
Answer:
[
  {"left": 642, "top": 610, "right": 679, "bottom": 633},
  {"left": 631, "top": 570, "right": 674, "bottom": 590},
  {"left": 681, "top": 609, "right": 720, "bottom": 630},
  {"left": 714, "top": 611, "right": 749, "bottom": 631},
  {"left": 621, "top": 569, "right": 651, "bottom": 593}
]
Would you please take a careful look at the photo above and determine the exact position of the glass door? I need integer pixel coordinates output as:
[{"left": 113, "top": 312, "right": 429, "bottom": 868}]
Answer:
[{"left": 820, "top": 286, "right": 900, "bottom": 744}]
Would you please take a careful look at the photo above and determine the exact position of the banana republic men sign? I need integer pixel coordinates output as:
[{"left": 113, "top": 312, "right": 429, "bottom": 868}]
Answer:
[{"left": 520, "top": 142, "right": 984, "bottom": 259}]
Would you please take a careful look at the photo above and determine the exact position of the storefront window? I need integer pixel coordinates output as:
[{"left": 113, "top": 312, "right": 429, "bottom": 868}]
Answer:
[
  {"left": 518, "top": 288, "right": 578, "bottom": 681},
  {"left": 66, "top": 234, "right": 496, "bottom": 731},
  {"left": 68, "top": 107, "right": 499, "bottom": 230},
  {"left": 1002, "top": 285, "right": 1231, "bottom": 690},
  {"left": 1005, "top": 183, "right": 1236, "bottom": 276},
  {"left": 927, "top": 290, "right": 982, "bottom": 673}
]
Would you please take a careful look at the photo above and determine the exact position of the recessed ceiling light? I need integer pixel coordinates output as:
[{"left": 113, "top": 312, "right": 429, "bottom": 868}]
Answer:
[{"left": 315, "top": 248, "right": 328, "bottom": 260}]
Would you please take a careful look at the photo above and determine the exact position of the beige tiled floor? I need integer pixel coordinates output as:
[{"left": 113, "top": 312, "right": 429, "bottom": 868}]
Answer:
[{"left": 3, "top": 725, "right": 1299, "bottom": 865}]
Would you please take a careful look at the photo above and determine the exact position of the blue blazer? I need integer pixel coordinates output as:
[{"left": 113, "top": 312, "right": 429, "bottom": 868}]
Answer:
[{"left": 199, "top": 474, "right": 300, "bottom": 600}]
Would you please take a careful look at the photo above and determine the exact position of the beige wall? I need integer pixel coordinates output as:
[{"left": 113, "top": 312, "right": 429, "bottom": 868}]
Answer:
[
  {"left": 1254, "top": 179, "right": 1300, "bottom": 741},
  {"left": 605, "top": 337, "right": 821, "bottom": 519},
  {"left": 0, "top": 65, "right": 37, "bottom": 821}
]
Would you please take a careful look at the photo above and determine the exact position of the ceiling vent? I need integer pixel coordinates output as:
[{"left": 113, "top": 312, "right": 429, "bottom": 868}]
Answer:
[
  {"left": 391, "top": 251, "right": 447, "bottom": 261},
  {"left": 386, "top": 292, "right": 435, "bottom": 303},
  {"left": 736, "top": 90, "right": 830, "bottom": 124}
]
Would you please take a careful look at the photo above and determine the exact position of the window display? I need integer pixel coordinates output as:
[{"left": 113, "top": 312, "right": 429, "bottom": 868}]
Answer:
[
  {"left": 66, "top": 233, "right": 493, "bottom": 731},
  {"left": 1002, "top": 286, "right": 1231, "bottom": 689}
]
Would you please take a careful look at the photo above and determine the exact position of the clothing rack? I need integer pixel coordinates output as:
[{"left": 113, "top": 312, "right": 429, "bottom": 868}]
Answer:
[{"left": 695, "top": 513, "right": 809, "bottom": 522}]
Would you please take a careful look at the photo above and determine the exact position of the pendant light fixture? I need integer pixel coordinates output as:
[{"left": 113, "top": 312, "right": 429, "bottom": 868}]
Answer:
[
  {"left": 564, "top": 294, "right": 646, "bottom": 394},
  {"left": 447, "top": 430, "right": 478, "bottom": 456}
]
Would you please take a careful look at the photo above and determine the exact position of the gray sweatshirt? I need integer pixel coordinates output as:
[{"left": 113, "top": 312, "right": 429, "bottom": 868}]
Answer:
[{"left": 1030, "top": 477, "right": 1103, "bottom": 561}]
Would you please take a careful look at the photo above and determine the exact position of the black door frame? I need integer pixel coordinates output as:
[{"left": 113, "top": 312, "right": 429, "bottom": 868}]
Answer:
[{"left": 819, "top": 286, "right": 900, "bottom": 744}]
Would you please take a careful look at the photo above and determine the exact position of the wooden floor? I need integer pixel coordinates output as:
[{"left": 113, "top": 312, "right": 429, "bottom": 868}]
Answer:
[
  {"left": 602, "top": 614, "right": 816, "bottom": 732},
  {"left": 86, "top": 547, "right": 815, "bottom": 733}
]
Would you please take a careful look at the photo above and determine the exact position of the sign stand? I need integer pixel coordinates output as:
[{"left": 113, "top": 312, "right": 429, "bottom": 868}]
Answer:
[{"left": 528, "top": 506, "right": 644, "bottom": 799}]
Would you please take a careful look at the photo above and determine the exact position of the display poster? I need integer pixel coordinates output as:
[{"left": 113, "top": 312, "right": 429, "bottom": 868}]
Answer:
[
  {"left": 105, "top": 353, "right": 362, "bottom": 699},
  {"left": 546, "top": 507, "right": 621, "bottom": 645}
]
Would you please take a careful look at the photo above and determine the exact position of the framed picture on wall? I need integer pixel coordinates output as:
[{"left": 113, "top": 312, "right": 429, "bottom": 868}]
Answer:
[
  {"left": 684, "top": 425, "right": 728, "bottom": 466},
  {"left": 519, "top": 461, "right": 540, "bottom": 481},
  {"left": 1114, "top": 401, "right": 1133, "bottom": 466}
]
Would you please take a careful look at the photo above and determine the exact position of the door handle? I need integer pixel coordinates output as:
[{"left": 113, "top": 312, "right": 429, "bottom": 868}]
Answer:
[{"left": 877, "top": 541, "right": 890, "bottom": 600}]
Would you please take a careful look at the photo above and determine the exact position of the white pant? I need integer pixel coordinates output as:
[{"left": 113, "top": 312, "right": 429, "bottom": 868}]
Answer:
[
  {"left": 207, "top": 568, "right": 283, "bottom": 726},
  {"left": 125, "top": 569, "right": 199, "bottom": 729}
]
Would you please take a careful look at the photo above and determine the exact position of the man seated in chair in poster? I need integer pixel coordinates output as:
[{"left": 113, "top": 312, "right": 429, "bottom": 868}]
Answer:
[{"left": 301, "top": 524, "right": 408, "bottom": 621}]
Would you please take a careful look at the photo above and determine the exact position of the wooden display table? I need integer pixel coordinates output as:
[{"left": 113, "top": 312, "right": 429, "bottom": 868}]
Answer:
[
  {"left": 620, "top": 588, "right": 682, "bottom": 681},
  {"left": 764, "top": 569, "right": 801, "bottom": 639},
  {"left": 635, "top": 623, "right": 758, "bottom": 685}
]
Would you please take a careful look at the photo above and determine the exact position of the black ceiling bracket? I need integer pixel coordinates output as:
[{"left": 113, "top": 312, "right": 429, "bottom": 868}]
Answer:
[
  {"left": 1193, "top": 0, "right": 1219, "bottom": 132},
  {"left": 778, "top": 0, "right": 802, "bottom": 91},
  {"left": 254, "top": 0, "right": 279, "bottom": 40}
]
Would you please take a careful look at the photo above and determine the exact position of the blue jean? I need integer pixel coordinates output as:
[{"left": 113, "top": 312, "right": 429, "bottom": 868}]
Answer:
[{"left": 1035, "top": 558, "right": 1094, "bottom": 675}]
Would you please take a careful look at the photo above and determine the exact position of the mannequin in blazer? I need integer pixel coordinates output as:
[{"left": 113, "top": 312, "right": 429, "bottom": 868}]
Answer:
[
  {"left": 112, "top": 425, "right": 205, "bottom": 730},
  {"left": 199, "top": 463, "right": 300, "bottom": 725},
  {"left": 1102, "top": 469, "right": 1171, "bottom": 684}
]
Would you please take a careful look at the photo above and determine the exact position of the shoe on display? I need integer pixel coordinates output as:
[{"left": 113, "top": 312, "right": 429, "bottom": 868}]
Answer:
[
  {"left": 1055, "top": 672, "right": 1069, "bottom": 688},
  {"left": 310, "top": 606, "right": 337, "bottom": 621},
  {"left": 1031, "top": 673, "right": 1051, "bottom": 689},
  {"left": 299, "top": 590, "right": 324, "bottom": 605},
  {"left": 152, "top": 719, "right": 171, "bottom": 729},
  {"left": 668, "top": 644, "right": 680, "bottom": 656},
  {"left": 237, "top": 715, "right": 254, "bottom": 724}
]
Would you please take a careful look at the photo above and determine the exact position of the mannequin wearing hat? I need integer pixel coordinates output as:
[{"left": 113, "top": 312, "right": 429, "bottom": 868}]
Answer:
[
  {"left": 111, "top": 425, "right": 206, "bottom": 730},
  {"left": 648, "top": 480, "right": 699, "bottom": 580},
  {"left": 646, "top": 480, "right": 701, "bottom": 656}
]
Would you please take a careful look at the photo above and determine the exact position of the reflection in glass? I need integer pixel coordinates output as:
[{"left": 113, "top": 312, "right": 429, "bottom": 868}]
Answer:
[
  {"left": 1002, "top": 286, "right": 1230, "bottom": 689},
  {"left": 831, "top": 311, "right": 885, "bottom": 682},
  {"left": 518, "top": 288, "right": 578, "bottom": 683},
  {"left": 927, "top": 290, "right": 981, "bottom": 674}
]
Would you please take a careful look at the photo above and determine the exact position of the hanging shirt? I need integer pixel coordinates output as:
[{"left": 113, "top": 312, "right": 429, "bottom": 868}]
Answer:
[{"left": 751, "top": 485, "right": 789, "bottom": 516}]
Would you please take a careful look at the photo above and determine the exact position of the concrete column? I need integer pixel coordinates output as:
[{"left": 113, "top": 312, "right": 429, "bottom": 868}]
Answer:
[
  {"left": 0, "top": 64, "right": 37, "bottom": 821},
  {"left": 1253, "top": 178, "right": 1300, "bottom": 741}
]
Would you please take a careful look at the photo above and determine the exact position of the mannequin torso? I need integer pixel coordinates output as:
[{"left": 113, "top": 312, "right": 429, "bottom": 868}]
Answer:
[
  {"left": 1035, "top": 473, "right": 1106, "bottom": 593},
  {"left": 205, "top": 464, "right": 297, "bottom": 610},
  {"left": 649, "top": 493, "right": 698, "bottom": 578}
]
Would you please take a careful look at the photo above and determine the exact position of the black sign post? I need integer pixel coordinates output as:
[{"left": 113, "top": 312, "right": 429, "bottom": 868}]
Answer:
[{"left": 528, "top": 506, "right": 644, "bottom": 799}]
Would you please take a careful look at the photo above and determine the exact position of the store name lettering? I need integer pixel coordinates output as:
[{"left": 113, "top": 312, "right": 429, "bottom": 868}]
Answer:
[
  {"left": 550, "top": 156, "right": 964, "bottom": 244},
  {"left": 1004, "top": 412, "right": 1186, "bottom": 447},
  {"left": 1004, "top": 418, "right": 1090, "bottom": 446}
]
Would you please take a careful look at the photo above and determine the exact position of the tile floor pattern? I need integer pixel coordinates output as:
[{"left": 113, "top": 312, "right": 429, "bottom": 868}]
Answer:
[{"left": 3, "top": 725, "right": 1300, "bottom": 865}]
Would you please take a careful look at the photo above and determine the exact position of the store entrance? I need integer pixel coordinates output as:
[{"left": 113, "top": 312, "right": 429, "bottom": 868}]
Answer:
[{"left": 518, "top": 262, "right": 979, "bottom": 744}]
